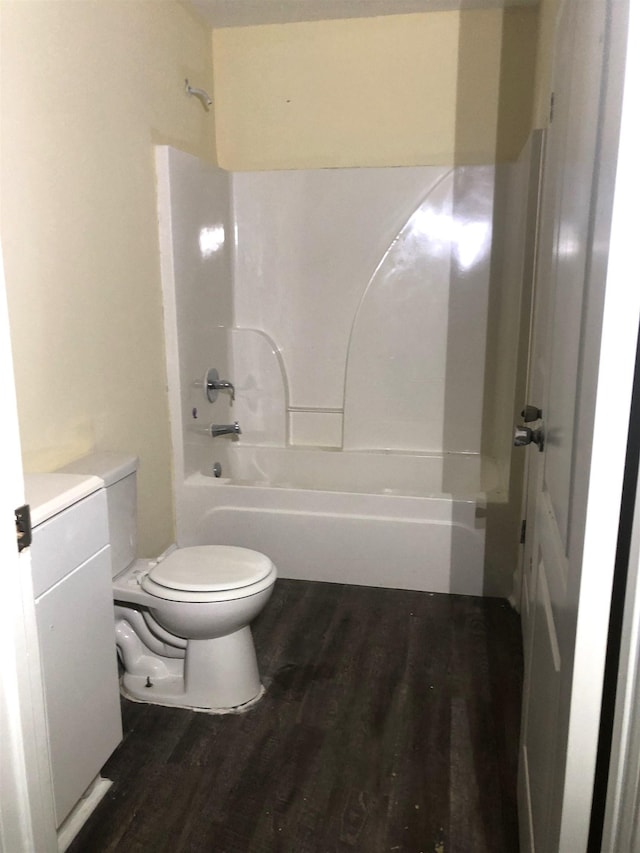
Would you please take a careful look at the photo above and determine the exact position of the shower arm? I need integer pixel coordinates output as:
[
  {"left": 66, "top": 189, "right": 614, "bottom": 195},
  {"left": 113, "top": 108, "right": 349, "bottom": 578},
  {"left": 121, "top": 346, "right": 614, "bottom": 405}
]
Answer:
[{"left": 185, "top": 79, "right": 212, "bottom": 110}]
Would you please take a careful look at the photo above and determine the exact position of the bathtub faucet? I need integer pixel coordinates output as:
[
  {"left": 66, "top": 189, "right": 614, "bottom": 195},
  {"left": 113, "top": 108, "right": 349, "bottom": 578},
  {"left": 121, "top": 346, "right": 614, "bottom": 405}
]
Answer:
[{"left": 210, "top": 421, "right": 242, "bottom": 438}]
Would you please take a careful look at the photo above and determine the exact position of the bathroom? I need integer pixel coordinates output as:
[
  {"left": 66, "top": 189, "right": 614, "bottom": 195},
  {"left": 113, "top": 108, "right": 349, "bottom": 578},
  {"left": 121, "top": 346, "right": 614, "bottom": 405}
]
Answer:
[{"left": 1, "top": 0, "right": 636, "bottom": 851}]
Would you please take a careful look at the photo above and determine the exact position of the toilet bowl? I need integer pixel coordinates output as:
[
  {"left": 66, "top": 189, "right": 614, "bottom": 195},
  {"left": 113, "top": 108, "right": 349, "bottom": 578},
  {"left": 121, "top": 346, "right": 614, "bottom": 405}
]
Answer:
[
  {"left": 58, "top": 452, "right": 277, "bottom": 712},
  {"left": 114, "top": 545, "right": 276, "bottom": 710}
]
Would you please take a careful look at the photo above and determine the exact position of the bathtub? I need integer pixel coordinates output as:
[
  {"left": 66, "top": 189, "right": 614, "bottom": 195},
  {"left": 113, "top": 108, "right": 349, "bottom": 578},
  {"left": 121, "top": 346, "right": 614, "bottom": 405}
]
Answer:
[{"left": 175, "top": 446, "right": 501, "bottom": 596}]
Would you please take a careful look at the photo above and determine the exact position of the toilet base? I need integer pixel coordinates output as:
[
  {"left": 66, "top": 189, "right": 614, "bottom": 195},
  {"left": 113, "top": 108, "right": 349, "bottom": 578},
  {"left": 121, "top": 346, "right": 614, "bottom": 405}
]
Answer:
[
  {"left": 120, "top": 678, "right": 265, "bottom": 715},
  {"left": 120, "top": 627, "right": 263, "bottom": 712}
]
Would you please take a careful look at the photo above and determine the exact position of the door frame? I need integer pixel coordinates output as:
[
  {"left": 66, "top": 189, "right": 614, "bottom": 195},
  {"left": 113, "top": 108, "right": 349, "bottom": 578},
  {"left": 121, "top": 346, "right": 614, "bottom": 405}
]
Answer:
[
  {"left": 556, "top": 0, "right": 639, "bottom": 845},
  {"left": 591, "top": 1, "right": 640, "bottom": 846}
]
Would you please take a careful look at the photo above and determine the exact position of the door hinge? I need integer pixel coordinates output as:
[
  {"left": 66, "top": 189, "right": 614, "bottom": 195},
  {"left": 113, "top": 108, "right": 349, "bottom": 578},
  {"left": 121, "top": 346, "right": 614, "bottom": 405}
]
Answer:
[
  {"left": 549, "top": 91, "right": 555, "bottom": 124},
  {"left": 520, "top": 519, "right": 527, "bottom": 545},
  {"left": 15, "top": 504, "right": 32, "bottom": 552}
]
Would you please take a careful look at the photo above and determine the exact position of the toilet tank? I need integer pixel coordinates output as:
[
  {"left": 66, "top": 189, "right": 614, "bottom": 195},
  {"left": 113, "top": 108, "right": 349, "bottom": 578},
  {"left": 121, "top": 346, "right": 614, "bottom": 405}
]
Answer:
[{"left": 57, "top": 452, "right": 138, "bottom": 578}]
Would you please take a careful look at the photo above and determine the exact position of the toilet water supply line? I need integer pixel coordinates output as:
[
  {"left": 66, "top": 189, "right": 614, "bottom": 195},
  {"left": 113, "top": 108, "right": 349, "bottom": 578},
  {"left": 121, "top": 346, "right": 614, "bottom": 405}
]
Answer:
[{"left": 185, "top": 79, "right": 212, "bottom": 110}]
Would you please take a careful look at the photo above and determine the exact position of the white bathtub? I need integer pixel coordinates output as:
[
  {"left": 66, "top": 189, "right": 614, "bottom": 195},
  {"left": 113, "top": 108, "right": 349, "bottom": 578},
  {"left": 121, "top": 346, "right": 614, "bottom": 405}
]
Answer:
[{"left": 175, "top": 447, "right": 501, "bottom": 596}]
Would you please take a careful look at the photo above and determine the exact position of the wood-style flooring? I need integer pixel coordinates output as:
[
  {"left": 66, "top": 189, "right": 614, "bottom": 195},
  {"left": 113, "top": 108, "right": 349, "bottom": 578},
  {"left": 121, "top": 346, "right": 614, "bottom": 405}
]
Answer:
[{"left": 68, "top": 579, "right": 522, "bottom": 853}]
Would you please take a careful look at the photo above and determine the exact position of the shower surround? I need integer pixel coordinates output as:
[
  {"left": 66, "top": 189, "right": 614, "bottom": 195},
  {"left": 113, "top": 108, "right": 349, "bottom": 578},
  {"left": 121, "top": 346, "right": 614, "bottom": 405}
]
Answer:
[{"left": 156, "top": 146, "right": 522, "bottom": 595}]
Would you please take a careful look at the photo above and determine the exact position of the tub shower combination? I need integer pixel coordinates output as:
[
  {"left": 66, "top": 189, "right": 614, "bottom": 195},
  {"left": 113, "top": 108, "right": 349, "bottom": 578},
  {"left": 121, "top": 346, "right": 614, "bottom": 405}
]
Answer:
[{"left": 156, "top": 146, "right": 528, "bottom": 597}]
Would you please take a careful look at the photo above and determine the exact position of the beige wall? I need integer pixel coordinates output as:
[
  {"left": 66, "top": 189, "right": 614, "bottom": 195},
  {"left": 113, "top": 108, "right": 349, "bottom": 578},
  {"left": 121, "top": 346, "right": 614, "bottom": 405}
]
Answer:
[
  {"left": 213, "top": 9, "right": 538, "bottom": 170},
  {"left": 0, "top": 0, "right": 215, "bottom": 555}
]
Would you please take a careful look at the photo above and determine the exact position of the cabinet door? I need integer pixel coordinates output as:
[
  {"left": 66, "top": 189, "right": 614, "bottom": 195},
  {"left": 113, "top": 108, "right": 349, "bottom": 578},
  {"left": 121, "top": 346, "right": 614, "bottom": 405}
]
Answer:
[{"left": 36, "top": 545, "right": 122, "bottom": 827}]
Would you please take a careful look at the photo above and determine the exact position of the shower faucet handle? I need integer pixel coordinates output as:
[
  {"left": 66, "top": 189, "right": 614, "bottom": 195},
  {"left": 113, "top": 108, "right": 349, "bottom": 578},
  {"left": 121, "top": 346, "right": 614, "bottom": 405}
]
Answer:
[
  {"left": 209, "top": 378, "right": 235, "bottom": 402},
  {"left": 204, "top": 368, "right": 235, "bottom": 403}
]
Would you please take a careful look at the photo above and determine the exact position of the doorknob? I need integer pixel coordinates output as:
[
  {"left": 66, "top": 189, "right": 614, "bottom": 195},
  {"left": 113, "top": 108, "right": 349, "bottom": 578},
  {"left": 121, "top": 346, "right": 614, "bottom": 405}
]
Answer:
[{"left": 514, "top": 424, "right": 545, "bottom": 452}]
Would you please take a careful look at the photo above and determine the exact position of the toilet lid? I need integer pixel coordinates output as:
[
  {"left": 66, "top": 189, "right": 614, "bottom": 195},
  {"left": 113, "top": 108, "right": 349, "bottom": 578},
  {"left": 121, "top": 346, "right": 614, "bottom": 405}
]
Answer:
[{"left": 146, "top": 546, "right": 274, "bottom": 593}]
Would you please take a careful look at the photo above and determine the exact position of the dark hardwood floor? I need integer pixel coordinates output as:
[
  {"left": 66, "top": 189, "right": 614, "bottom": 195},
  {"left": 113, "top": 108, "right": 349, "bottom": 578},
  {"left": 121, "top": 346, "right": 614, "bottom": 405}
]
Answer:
[{"left": 68, "top": 579, "right": 522, "bottom": 853}]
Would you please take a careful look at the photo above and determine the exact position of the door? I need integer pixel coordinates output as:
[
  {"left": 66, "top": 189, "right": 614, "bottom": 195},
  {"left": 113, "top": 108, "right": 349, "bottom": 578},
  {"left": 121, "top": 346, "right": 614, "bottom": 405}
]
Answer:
[
  {"left": 0, "top": 246, "right": 57, "bottom": 848},
  {"left": 517, "top": 0, "right": 638, "bottom": 851}
]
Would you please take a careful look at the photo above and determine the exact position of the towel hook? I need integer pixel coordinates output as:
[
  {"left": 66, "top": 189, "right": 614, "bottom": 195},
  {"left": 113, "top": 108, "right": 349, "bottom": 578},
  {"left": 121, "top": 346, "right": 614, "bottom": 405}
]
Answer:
[{"left": 185, "top": 79, "right": 212, "bottom": 111}]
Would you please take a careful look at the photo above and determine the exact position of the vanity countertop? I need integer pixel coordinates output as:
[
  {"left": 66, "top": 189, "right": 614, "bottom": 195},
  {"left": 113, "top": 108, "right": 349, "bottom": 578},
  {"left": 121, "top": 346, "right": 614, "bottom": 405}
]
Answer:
[{"left": 24, "top": 472, "right": 103, "bottom": 527}]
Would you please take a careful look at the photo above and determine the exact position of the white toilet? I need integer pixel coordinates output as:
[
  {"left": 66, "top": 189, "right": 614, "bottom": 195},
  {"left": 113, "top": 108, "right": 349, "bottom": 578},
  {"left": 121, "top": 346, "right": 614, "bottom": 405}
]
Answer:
[{"left": 58, "top": 452, "right": 277, "bottom": 712}]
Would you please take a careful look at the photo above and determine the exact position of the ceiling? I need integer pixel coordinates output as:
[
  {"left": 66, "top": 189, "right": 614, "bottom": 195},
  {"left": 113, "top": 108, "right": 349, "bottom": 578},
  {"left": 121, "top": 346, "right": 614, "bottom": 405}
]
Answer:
[{"left": 189, "top": 0, "right": 536, "bottom": 29}]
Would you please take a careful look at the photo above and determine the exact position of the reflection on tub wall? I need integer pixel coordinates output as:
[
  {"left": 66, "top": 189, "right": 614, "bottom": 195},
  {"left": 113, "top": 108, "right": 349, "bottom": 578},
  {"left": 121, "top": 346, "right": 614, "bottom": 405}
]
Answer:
[
  {"left": 228, "top": 327, "right": 287, "bottom": 446},
  {"left": 232, "top": 165, "right": 495, "bottom": 453},
  {"left": 156, "top": 146, "right": 235, "bottom": 482}
]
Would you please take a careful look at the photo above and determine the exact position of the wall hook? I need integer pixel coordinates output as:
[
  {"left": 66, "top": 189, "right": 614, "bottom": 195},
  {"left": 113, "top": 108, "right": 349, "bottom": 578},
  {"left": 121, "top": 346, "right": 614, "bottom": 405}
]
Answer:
[{"left": 185, "top": 79, "right": 212, "bottom": 111}]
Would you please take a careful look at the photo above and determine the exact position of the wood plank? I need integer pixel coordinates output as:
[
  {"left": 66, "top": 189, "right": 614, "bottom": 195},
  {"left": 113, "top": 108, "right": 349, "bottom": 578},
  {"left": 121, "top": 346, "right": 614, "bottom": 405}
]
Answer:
[{"left": 68, "top": 580, "right": 522, "bottom": 852}]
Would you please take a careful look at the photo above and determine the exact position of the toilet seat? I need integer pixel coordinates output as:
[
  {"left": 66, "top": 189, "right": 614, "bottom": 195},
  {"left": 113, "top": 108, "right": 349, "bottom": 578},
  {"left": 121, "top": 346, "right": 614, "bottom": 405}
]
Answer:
[{"left": 141, "top": 545, "right": 277, "bottom": 604}]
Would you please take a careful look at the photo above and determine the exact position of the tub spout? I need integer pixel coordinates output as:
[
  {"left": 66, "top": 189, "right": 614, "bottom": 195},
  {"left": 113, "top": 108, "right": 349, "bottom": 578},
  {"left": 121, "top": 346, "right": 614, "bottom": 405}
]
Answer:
[{"left": 210, "top": 421, "right": 242, "bottom": 438}]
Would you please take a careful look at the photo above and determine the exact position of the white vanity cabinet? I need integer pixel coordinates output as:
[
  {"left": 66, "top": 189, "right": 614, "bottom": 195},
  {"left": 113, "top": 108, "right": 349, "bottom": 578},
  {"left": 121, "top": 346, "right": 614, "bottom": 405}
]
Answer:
[{"left": 25, "top": 473, "right": 123, "bottom": 829}]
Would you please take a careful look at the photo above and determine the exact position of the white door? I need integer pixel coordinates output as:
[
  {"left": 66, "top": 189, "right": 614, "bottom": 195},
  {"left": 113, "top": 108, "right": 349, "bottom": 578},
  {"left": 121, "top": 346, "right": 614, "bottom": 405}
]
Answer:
[
  {"left": 0, "top": 251, "right": 57, "bottom": 847},
  {"left": 518, "top": 0, "right": 640, "bottom": 851}
]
